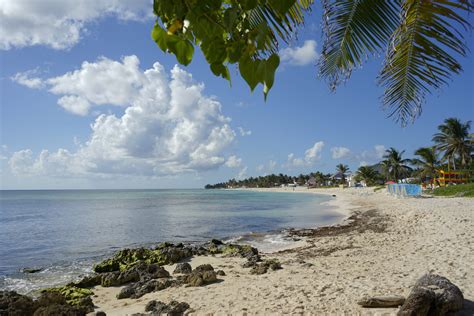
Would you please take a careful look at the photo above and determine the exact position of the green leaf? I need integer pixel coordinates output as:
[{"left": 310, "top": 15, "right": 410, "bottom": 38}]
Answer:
[
  {"left": 241, "top": 0, "right": 258, "bottom": 11},
  {"left": 210, "top": 63, "right": 231, "bottom": 81},
  {"left": 201, "top": 37, "right": 227, "bottom": 64},
  {"left": 269, "top": 0, "right": 297, "bottom": 14},
  {"left": 223, "top": 7, "right": 239, "bottom": 32},
  {"left": 258, "top": 54, "right": 280, "bottom": 99},
  {"left": 151, "top": 23, "right": 168, "bottom": 52},
  {"left": 167, "top": 36, "right": 194, "bottom": 66},
  {"left": 239, "top": 57, "right": 261, "bottom": 91}
]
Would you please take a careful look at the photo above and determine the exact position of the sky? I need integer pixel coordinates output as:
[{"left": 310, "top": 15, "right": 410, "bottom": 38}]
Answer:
[{"left": 0, "top": 1, "right": 473, "bottom": 190}]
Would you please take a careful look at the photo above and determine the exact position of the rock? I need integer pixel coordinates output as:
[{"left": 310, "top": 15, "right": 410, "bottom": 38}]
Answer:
[
  {"left": 41, "top": 285, "right": 94, "bottom": 313},
  {"left": 72, "top": 274, "right": 102, "bottom": 288},
  {"left": 194, "top": 264, "right": 214, "bottom": 273},
  {"left": 145, "top": 300, "right": 190, "bottom": 315},
  {"left": 0, "top": 290, "right": 89, "bottom": 316},
  {"left": 173, "top": 263, "right": 192, "bottom": 274},
  {"left": 250, "top": 259, "right": 282, "bottom": 275},
  {"left": 33, "top": 304, "right": 86, "bottom": 316},
  {"left": 95, "top": 312, "right": 106, "bottom": 316},
  {"left": 184, "top": 266, "right": 218, "bottom": 287},
  {"left": 216, "top": 270, "right": 226, "bottom": 276},
  {"left": 21, "top": 268, "right": 42, "bottom": 273},
  {"left": 93, "top": 244, "right": 193, "bottom": 273},
  {"left": 101, "top": 262, "right": 170, "bottom": 287},
  {"left": 250, "top": 264, "right": 268, "bottom": 275},
  {"left": 357, "top": 295, "right": 405, "bottom": 307},
  {"left": 0, "top": 290, "right": 37, "bottom": 315},
  {"left": 117, "top": 279, "right": 175, "bottom": 299},
  {"left": 398, "top": 274, "right": 464, "bottom": 316}
]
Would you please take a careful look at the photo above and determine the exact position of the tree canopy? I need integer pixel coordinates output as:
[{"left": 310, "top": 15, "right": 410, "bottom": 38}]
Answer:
[{"left": 151, "top": 0, "right": 472, "bottom": 125}]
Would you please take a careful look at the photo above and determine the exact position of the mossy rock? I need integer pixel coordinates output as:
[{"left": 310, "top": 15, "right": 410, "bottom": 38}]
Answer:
[
  {"left": 93, "top": 245, "right": 193, "bottom": 273},
  {"left": 42, "top": 285, "right": 93, "bottom": 309}
]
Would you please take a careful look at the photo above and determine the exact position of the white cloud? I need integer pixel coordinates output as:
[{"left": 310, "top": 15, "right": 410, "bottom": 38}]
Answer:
[
  {"left": 331, "top": 146, "right": 351, "bottom": 159},
  {"left": 13, "top": 55, "right": 144, "bottom": 115},
  {"left": 225, "top": 155, "right": 242, "bottom": 168},
  {"left": 238, "top": 127, "right": 252, "bottom": 136},
  {"left": 374, "top": 145, "right": 386, "bottom": 159},
  {"left": 304, "top": 141, "right": 324, "bottom": 164},
  {"left": 9, "top": 57, "right": 238, "bottom": 177},
  {"left": 0, "top": 0, "right": 152, "bottom": 50},
  {"left": 280, "top": 40, "right": 319, "bottom": 66},
  {"left": 10, "top": 70, "right": 45, "bottom": 89},
  {"left": 285, "top": 141, "right": 324, "bottom": 168}
]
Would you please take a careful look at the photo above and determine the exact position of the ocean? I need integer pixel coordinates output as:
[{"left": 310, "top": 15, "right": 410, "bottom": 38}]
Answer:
[{"left": 0, "top": 189, "right": 342, "bottom": 294}]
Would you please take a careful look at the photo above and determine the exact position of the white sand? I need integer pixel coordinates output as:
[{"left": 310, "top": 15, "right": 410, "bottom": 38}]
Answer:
[{"left": 90, "top": 187, "right": 474, "bottom": 315}]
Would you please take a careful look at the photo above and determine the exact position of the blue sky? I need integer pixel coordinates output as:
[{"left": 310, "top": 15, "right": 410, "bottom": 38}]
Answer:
[{"left": 0, "top": 1, "right": 473, "bottom": 189}]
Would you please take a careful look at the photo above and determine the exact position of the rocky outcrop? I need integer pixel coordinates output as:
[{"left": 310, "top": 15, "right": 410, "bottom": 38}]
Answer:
[
  {"left": 93, "top": 243, "right": 193, "bottom": 273},
  {"left": 179, "top": 264, "right": 219, "bottom": 287},
  {"left": 41, "top": 286, "right": 94, "bottom": 313},
  {"left": 173, "top": 262, "right": 192, "bottom": 274},
  {"left": 117, "top": 278, "right": 176, "bottom": 299},
  {"left": 145, "top": 300, "right": 190, "bottom": 315},
  {"left": 398, "top": 274, "right": 464, "bottom": 316},
  {"left": 0, "top": 290, "right": 91, "bottom": 316},
  {"left": 250, "top": 258, "right": 282, "bottom": 275}
]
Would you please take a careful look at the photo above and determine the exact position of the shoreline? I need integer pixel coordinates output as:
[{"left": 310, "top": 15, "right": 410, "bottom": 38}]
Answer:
[
  {"left": 88, "top": 187, "right": 473, "bottom": 315},
  {"left": 3, "top": 187, "right": 473, "bottom": 315}
]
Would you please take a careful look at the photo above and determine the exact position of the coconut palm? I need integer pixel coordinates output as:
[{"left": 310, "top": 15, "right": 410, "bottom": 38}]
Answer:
[
  {"left": 335, "top": 164, "right": 350, "bottom": 184},
  {"left": 432, "top": 118, "right": 473, "bottom": 170},
  {"left": 382, "top": 148, "right": 412, "bottom": 181},
  {"left": 355, "top": 166, "right": 379, "bottom": 186},
  {"left": 411, "top": 147, "right": 441, "bottom": 182},
  {"left": 153, "top": 0, "right": 472, "bottom": 124}
]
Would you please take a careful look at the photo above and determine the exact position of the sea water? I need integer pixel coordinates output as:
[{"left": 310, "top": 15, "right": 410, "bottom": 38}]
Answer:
[{"left": 0, "top": 189, "right": 342, "bottom": 293}]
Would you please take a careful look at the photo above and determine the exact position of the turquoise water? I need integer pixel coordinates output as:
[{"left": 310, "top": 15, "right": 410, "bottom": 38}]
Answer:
[{"left": 0, "top": 189, "right": 341, "bottom": 293}]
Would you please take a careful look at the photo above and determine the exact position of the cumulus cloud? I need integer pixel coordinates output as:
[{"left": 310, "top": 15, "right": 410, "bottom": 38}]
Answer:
[
  {"left": 9, "top": 57, "right": 238, "bottom": 177},
  {"left": 286, "top": 141, "right": 324, "bottom": 168},
  {"left": 331, "top": 146, "right": 351, "bottom": 159},
  {"left": 238, "top": 127, "right": 252, "bottom": 136},
  {"left": 13, "top": 55, "right": 145, "bottom": 115},
  {"left": 256, "top": 159, "right": 277, "bottom": 174},
  {"left": 237, "top": 166, "right": 248, "bottom": 180},
  {"left": 10, "top": 70, "right": 45, "bottom": 89},
  {"left": 0, "top": 0, "right": 152, "bottom": 50},
  {"left": 280, "top": 40, "right": 319, "bottom": 66},
  {"left": 225, "top": 155, "right": 242, "bottom": 168}
]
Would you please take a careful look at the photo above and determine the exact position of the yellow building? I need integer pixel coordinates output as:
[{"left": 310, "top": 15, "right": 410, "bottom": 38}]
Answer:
[{"left": 435, "top": 170, "right": 470, "bottom": 186}]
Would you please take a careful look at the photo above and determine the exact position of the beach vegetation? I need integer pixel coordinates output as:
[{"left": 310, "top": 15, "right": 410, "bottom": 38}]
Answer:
[
  {"left": 430, "top": 183, "right": 474, "bottom": 197},
  {"left": 382, "top": 148, "right": 412, "bottom": 181},
  {"left": 355, "top": 166, "right": 380, "bottom": 186},
  {"left": 151, "top": 0, "right": 472, "bottom": 124},
  {"left": 433, "top": 118, "right": 472, "bottom": 170}
]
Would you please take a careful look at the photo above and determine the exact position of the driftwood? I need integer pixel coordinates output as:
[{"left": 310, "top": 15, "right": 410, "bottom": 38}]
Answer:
[{"left": 358, "top": 295, "right": 406, "bottom": 308}]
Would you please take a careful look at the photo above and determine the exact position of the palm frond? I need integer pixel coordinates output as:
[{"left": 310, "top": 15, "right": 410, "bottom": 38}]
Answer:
[
  {"left": 319, "top": 0, "right": 399, "bottom": 89},
  {"left": 248, "top": 0, "right": 314, "bottom": 55},
  {"left": 379, "top": 0, "right": 472, "bottom": 126}
]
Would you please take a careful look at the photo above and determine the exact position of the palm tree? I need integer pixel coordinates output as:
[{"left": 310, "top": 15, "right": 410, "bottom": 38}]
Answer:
[
  {"left": 382, "top": 147, "right": 412, "bottom": 181},
  {"left": 153, "top": 0, "right": 472, "bottom": 124},
  {"left": 432, "top": 118, "right": 472, "bottom": 170},
  {"left": 335, "top": 164, "right": 350, "bottom": 184},
  {"left": 411, "top": 147, "right": 441, "bottom": 182},
  {"left": 355, "top": 166, "right": 379, "bottom": 186}
]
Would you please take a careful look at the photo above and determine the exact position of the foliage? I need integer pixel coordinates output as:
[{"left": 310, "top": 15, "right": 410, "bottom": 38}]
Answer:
[
  {"left": 355, "top": 165, "right": 380, "bottom": 186},
  {"left": 205, "top": 172, "right": 332, "bottom": 189},
  {"left": 382, "top": 147, "right": 412, "bottom": 181},
  {"left": 411, "top": 147, "right": 441, "bottom": 181},
  {"left": 431, "top": 183, "right": 474, "bottom": 197},
  {"left": 152, "top": 0, "right": 472, "bottom": 124},
  {"left": 151, "top": 0, "right": 313, "bottom": 99},
  {"left": 432, "top": 118, "right": 473, "bottom": 170}
]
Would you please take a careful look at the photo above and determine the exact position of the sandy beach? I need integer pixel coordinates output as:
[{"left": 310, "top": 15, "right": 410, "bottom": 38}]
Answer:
[{"left": 89, "top": 187, "right": 474, "bottom": 315}]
